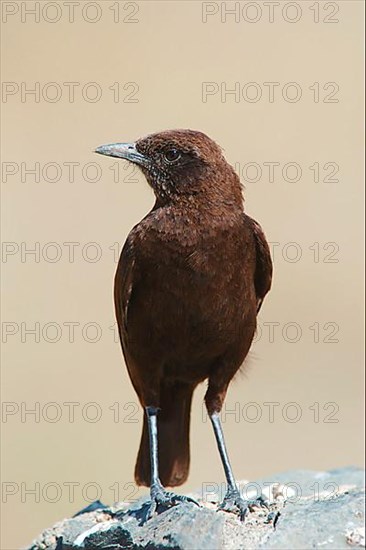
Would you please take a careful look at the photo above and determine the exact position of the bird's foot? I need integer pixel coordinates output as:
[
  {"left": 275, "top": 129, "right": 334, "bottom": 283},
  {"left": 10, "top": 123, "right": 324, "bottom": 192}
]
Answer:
[
  {"left": 145, "top": 481, "right": 199, "bottom": 520},
  {"left": 219, "top": 488, "right": 269, "bottom": 522}
]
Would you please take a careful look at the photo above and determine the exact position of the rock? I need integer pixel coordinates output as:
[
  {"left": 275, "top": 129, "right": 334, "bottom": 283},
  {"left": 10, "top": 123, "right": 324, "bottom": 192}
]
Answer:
[
  {"left": 346, "top": 527, "right": 365, "bottom": 548},
  {"left": 28, "top": 467, "right": 365, "bottom": 550}
]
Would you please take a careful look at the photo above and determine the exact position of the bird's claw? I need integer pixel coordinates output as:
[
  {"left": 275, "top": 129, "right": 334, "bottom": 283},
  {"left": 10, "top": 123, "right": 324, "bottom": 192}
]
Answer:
[
  {"left": 248, "top": 493, "right": 270, "bottom": 511},
  {"left": 146, "top": 482, "right": 199, "bottom": 520},
  {"left": 218, "top": 489, "right": 269, "bottom": 522}
]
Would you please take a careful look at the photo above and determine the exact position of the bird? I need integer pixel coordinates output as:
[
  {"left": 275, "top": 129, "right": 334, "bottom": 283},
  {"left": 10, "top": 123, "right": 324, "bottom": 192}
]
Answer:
[{"left": 95, "top": 129, "right": 272, "bottom": 521}]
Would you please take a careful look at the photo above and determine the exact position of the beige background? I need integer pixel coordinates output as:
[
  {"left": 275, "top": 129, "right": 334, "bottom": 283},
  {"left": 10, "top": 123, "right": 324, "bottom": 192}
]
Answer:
[{"left": 1, "top": 1, "right": 364, "bottom": 548}]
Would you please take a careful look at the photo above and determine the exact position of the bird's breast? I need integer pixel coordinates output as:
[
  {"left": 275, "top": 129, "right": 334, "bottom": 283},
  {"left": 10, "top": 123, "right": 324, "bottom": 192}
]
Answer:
[{"left": 128, "top": 228, "right": 255, "bottom": 337}]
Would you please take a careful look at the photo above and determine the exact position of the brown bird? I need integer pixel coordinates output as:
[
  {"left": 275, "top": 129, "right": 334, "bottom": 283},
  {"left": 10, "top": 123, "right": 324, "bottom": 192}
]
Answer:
[{"left": 95, "top": 129, "right": 272, "bottom": 520}]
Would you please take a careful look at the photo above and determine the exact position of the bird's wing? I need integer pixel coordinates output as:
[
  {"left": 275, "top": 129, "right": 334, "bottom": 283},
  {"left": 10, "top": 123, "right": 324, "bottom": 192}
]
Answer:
[
  {"left": 114, "top": 233, "right": 138, "bottom": 351},
  {"left": 244, "top": 214, "right": 273, "bottom": 313}
]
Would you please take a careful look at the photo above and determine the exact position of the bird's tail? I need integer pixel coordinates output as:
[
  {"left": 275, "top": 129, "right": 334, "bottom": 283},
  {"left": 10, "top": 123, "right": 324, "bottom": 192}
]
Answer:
[{"left": 135, "top": 383, "right": 194, "bottom": 487}]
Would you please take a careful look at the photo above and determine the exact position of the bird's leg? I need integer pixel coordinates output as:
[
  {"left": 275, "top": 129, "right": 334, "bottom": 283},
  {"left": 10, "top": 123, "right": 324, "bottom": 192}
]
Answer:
[
  {"left": 145, "top": 406, "right": 198, "bottom": 519},
  {"left": 146, "top": 406, "right": 162, "bottom": 499},
  {"left": 209, "top": 411, "right": 268, "bottom": 521}
]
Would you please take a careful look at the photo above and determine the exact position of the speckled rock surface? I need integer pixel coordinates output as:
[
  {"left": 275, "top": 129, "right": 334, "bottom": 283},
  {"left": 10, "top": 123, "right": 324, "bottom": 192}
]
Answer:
[{"left": 28, "top": 467, "right": 365, "bottom": 550}]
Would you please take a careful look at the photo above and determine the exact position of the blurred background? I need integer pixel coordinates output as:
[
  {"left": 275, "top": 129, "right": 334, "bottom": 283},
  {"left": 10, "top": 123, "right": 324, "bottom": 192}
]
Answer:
[{"left": 1, "top": 1, "right": 364, "bottom": 548}]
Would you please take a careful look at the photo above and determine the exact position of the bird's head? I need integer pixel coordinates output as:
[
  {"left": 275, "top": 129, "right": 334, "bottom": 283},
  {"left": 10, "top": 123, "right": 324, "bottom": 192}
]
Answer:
[{"left": 95, "top": 129, "right": 243, "bottom": 207}]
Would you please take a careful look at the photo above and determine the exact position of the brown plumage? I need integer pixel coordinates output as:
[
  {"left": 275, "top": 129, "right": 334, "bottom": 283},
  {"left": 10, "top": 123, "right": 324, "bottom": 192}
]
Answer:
[{"left": 96, "top": 129, "right": 272, "bottom": 518}]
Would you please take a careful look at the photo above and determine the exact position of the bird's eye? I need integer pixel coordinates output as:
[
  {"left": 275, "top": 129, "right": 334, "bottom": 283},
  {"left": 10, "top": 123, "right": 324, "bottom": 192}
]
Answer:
[{"left": 163, "top": 148, "right": 181, "bottom": 163}]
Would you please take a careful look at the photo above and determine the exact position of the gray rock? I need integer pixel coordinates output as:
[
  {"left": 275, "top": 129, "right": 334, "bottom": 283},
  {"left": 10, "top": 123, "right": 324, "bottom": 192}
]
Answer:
[{"left": 28, "top": 467, "right": 365, "bottom": 550}]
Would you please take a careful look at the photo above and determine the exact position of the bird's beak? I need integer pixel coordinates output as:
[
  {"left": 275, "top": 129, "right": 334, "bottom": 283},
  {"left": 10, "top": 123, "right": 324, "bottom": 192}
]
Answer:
[{"left": 94, "top": 142, "right": 148, "bottom": 167}]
